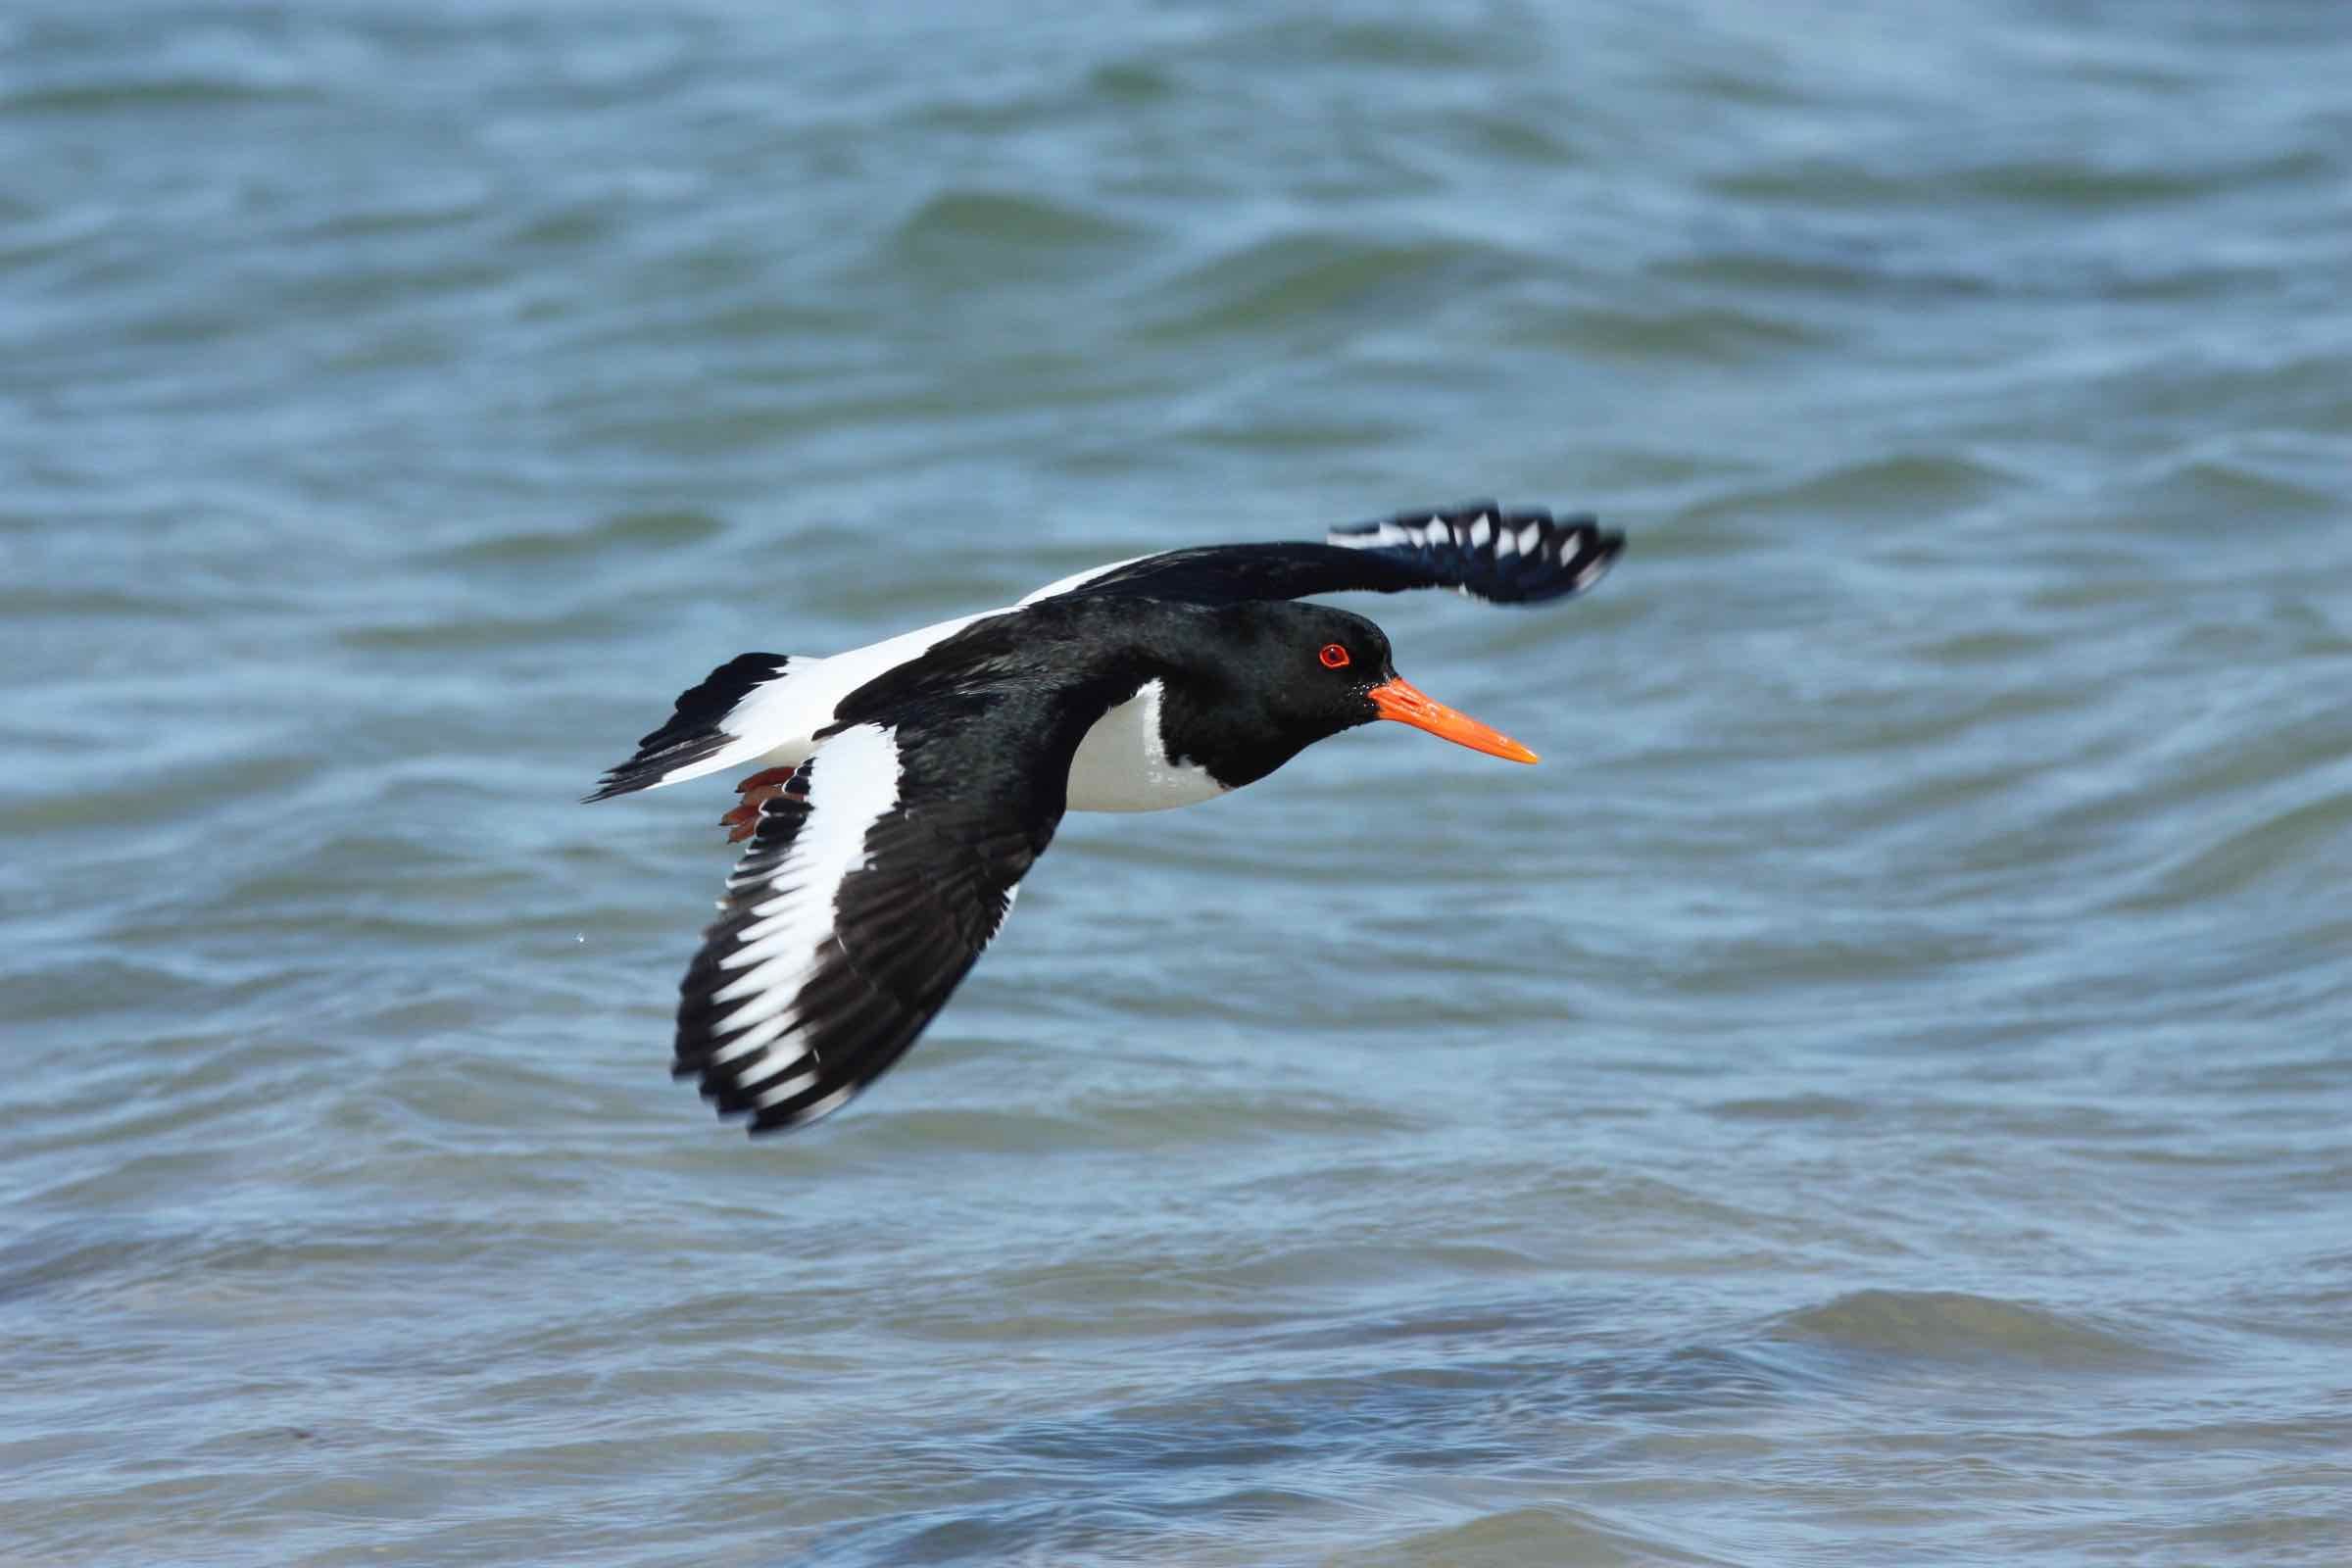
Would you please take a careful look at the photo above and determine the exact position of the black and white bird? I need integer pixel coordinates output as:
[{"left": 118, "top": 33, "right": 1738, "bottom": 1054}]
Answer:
[{"left": 590, "top": 501, "right": 1625, "bottom": 1136}]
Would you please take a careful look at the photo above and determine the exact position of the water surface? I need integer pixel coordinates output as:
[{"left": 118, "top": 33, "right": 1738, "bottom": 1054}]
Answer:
[{"left": 4, "top": 2, "right": 2349, "bottom": 1563}]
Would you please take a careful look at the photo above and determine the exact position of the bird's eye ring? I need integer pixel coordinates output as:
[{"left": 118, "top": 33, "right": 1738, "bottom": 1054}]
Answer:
[{"left": 1318, "top": 643, "right": 1350, "bottom": 669}]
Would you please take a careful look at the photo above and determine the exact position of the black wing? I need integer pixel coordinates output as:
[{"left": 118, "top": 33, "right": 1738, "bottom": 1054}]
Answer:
[
  {"left": 672, "top": 667, "right": 1133, "bottom": 1136},
  {"left": 1040, "top": 500, "right": 1624, "bottom": 609}
]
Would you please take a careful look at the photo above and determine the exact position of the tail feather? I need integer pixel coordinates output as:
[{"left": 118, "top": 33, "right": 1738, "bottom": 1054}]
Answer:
[{"left": 585, "top": 652, "right": 791, "bottom": 802}]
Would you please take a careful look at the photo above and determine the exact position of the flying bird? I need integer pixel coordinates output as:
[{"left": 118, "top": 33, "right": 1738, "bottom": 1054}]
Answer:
[{"left": 589, "top": 501, "right": 1624, "bottom": 1135}]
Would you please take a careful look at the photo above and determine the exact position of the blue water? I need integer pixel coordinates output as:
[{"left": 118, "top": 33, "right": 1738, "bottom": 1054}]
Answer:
[{"left": 4, "top": 3, "right": 2349, "bottom": 1563}]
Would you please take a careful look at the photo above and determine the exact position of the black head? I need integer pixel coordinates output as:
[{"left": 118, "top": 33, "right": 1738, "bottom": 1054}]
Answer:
[{"left": 1155, "top": 602, "right": 1537, "bottom": 789}]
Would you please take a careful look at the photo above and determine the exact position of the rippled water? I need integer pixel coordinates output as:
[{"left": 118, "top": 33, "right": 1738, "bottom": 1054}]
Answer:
[{"left": 6, "top": 2, "right": 2350, "bottom": 1563}]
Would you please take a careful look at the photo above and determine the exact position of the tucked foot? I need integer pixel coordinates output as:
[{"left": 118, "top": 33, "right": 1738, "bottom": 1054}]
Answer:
[{"left": 720, "top": 766, "right": 805, "bottom": 843}]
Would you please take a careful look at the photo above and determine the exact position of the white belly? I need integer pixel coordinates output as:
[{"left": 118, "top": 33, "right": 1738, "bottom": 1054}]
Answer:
[{"left": 1065, "top": 681, "right": 1229, "bottom": 812}]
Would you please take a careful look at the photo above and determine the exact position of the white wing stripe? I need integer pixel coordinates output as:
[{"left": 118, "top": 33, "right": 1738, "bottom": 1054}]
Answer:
[
  {"left": 719, "top": 923, "right": 821, "bottom": 972},
  {"left": 1018, "top": 554, "right": 1152, "bottom": 604},
  {"left": 732, "top": 907, "right": 799, "bottom": 945},
  {"left": 708, "top": 1020, "right": 802, "bottom": 1066},
  {"left": 646, "top": 616, "right": 995, "bottom": 792},
  {"left": 707, "top": 727, "right": 906, "bottom": 1054},
  {"left": 750, "top": 1068, "right": 823, "bottom": 1108}
]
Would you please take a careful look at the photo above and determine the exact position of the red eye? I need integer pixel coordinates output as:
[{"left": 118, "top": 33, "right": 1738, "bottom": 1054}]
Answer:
[{"left": 1318, "top": 643, "right": 1350, "bottom": 669}]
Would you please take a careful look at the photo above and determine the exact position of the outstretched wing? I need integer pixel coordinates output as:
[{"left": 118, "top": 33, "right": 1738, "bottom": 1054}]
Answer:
[
  {"left": 1033, "top": 500, "right": 1624, "bottom": 609},
  {"left": 672, "top": 669, "right": 1130, "bottom": 1136}
]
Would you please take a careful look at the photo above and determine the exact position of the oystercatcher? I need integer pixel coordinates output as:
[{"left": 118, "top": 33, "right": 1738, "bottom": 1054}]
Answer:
[{"left": 591, "top": 501, "right": 1624, "bottom": 1135}]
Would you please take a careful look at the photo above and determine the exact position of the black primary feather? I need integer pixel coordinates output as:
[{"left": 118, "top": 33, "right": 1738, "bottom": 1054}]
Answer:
[
  {"left": 1048, "top": 500, "right": 1623, "bottom": 609},
  {"left": 1322, "top": 500, "right": 1624, "bottom": 604}
]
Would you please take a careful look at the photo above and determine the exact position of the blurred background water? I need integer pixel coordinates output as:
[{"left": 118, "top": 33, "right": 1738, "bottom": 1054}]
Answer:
[{"left": 4, "top": 1, "right": 2350, "bottom": 1563}]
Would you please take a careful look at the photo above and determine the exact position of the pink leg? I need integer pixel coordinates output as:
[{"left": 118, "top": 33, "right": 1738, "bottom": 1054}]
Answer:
[{"left": 719, "top": 765, "right": 804, "bottom": 843}]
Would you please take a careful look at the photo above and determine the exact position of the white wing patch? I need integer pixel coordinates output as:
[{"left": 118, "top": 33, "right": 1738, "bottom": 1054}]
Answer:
[
  {"left": 701, "top": 724, "right": 905, "bottom": 1094},
  {"left": 983, "top": 882, "right": 1019, "bottom": 950},
  {"left": 1322, "top": 502, "right": 1623, "bottom": 607},
  {"left": 646, "top": 613, "right": 993, "bottom": 791},
  {"left": 1017, "top": 553, "right": 1154, "bottom": 605}
]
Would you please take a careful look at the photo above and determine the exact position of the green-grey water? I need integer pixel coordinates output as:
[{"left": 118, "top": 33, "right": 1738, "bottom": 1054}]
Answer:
[{"left": 5, "top": 3, "right": 2350, "bottom": 1564}]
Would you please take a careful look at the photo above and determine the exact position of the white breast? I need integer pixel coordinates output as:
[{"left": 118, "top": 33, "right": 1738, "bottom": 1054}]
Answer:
[{"left": 1065, "top": 680, "right": 1229, "bottom": 812}]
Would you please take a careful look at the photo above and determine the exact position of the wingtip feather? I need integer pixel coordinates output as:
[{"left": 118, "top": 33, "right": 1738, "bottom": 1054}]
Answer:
[{"left": 1330, "top": 500, "right": 1624, "bottom": 605}]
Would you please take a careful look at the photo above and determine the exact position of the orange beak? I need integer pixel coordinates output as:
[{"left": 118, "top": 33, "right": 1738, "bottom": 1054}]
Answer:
[{"left": 1367, "top": 676, "right": 1539, "bottom": 764}]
